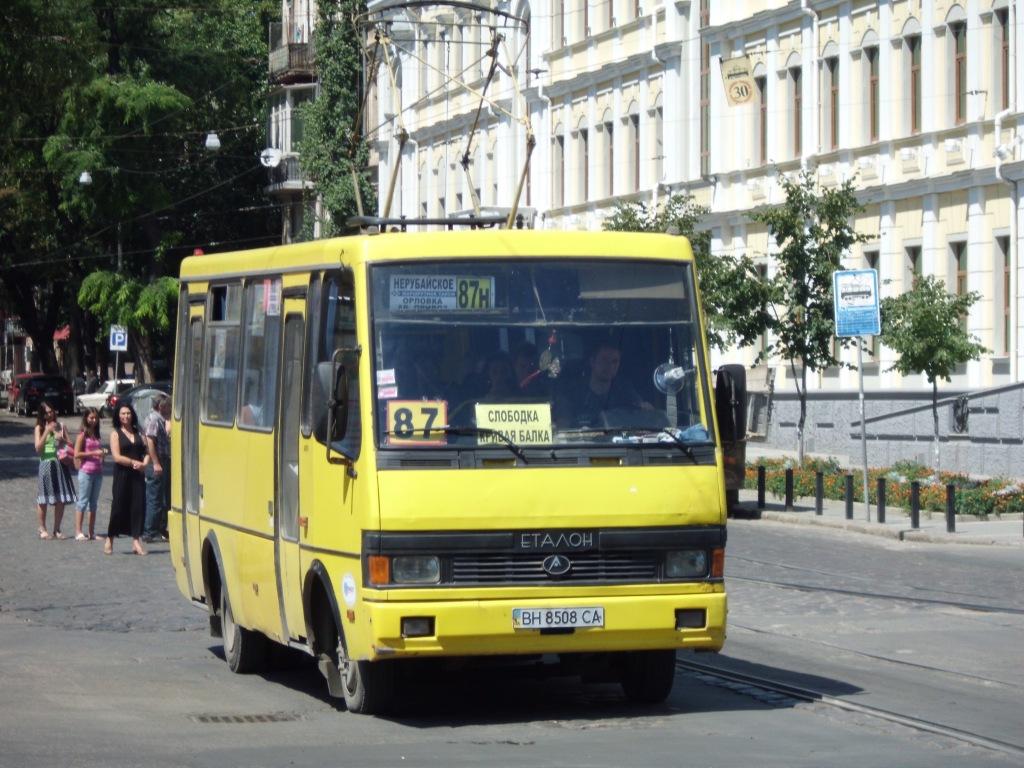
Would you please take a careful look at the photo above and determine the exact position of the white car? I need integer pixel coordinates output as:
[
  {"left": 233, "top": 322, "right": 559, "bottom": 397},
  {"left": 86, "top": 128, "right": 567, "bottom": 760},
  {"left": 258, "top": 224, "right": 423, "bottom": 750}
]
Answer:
[{"left": 76, "top": 378, "right": 135, "bottom": 415}]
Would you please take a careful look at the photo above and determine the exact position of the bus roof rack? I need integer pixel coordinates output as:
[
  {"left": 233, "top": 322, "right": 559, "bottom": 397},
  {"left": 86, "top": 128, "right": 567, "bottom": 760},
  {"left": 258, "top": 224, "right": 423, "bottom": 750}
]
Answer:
[{"left": 347, "top": 214, "right": 528, "bottom": 232}]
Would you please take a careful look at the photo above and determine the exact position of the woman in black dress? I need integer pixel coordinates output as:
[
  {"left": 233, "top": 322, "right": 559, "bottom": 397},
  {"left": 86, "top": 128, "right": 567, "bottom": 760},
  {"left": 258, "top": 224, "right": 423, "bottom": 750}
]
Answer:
[{"left": 104, "top": 404, "right": 149, "bottom": 556}]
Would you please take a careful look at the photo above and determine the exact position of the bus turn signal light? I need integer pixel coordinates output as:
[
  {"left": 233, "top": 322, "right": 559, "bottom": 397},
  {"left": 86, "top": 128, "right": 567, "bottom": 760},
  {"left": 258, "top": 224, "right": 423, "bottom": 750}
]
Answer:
[
  {"left": 368, "top": 555, "right": 391, "bottom": 586},
  {"left": 711, "top": 548, "right": 725, "bottom": 578}
]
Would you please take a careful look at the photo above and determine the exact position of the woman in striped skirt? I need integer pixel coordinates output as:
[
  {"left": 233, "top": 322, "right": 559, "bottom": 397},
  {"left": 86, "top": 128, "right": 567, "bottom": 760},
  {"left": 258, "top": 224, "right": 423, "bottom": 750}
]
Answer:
[{"left": 34, "top": 400, "right": 77, "bottom": 539}]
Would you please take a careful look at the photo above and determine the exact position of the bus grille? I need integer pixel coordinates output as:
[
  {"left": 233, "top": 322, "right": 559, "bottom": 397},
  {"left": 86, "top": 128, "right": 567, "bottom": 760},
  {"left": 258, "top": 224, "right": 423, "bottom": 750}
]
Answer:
[{"left": 450, "top": 551, "right": 659, "bottom": 584}]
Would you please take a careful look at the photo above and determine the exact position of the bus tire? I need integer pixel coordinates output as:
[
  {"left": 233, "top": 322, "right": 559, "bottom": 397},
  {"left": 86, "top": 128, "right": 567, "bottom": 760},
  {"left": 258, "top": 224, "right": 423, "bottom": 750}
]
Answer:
[
  {"left": 220, "top": 586, "right": 267, "bottom": 674},
  {"left": 341, "top": 648, "right": 395, "bottom": 715},
  {"left": 620, "top": 650, "right": 676, "bottom": 704}
]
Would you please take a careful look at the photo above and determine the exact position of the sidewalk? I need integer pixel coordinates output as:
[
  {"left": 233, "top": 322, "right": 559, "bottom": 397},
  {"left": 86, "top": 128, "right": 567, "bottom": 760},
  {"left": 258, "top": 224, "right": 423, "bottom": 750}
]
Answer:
[{"left": 732, "top": 488, "right": 1024, "bottom": 547}]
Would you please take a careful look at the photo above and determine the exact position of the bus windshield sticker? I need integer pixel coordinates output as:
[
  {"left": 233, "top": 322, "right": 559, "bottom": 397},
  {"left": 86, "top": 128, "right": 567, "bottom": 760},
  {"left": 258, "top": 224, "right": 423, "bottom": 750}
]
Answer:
[
  {"left": 386, "top": 400, "right": 448, "bottom": 446},
  {"left": 378, "top": 385, "right": 398, "bottom": 400},
  {"left": 389, "top": 275, "right": 495, "bottom": 312},
  {"left": 262, "top": 279, "right": 282, "bottom": 316},
  {"left": 376, "top": 368, "right": 396, "bottom": 386},
  {"left": 474, "top": 403, "right": 552, "bottom": 446}
]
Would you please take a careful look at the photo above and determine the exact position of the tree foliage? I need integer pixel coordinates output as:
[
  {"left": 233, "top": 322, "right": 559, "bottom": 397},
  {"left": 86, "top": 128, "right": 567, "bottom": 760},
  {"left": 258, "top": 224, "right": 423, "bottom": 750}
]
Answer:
[
  {"left": 881, "top": 275, "right": 987, "bottom": 473},
  {"left": 298, "top": 0, "right": 375, "bottom": 236},
  {"left": 1, "top": 0, "right": 277, "bottom": 377},
  {"left": 603, "top": 193, "right": 771, "bottom": 351},
  {"left": 751, "top": 171, "right": 869, "bottom": 461}
]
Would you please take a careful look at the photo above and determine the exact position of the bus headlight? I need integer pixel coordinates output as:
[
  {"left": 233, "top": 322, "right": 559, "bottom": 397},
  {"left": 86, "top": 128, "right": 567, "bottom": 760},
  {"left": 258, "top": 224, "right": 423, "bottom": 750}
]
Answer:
[
  {"left": 664, "top": 550, "right": 709, "bottom": 579},
  {"left": 392, "top": 556, "right": 441, "bottom": 584}
]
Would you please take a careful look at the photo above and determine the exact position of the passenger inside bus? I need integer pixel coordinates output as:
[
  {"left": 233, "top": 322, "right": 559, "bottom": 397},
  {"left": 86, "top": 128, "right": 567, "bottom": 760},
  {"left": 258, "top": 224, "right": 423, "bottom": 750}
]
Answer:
[{"left": 555, "top": 340, "right": 655, "bottom": 428}]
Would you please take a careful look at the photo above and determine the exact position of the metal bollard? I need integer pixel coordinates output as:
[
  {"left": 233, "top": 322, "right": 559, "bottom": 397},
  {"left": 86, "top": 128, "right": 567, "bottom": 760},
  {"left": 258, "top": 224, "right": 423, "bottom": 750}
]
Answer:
[
  {"left": 945, "top": 484, "right": 956, "bottom": 533},
  {"left": 784, "top": 468, "right": 794, "bottom": 510},
  {"left": 844, "top": 474, "right": 854, "bottom": 520},
  {"left": 910, "top": 481, "right": 920, "bottom": 529},
  {"left": 757, "top": 466, "right": 766, "bottom": 509},
  {"left": 815, "top": 471, "right": 823, "bottom": 516},
  {"left": 877, "top": 477, "right": 886, "bottom": 524}
]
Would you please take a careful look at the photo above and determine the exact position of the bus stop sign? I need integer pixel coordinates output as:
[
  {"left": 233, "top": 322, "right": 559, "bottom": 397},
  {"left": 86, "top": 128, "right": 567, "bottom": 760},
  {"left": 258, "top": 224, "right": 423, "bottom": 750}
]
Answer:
[
  {"left": 833, "top": 269, "right": 880, "bottom": 337},
  {"left": 109, "top": 325, "right": 128, "bottom": 352}
]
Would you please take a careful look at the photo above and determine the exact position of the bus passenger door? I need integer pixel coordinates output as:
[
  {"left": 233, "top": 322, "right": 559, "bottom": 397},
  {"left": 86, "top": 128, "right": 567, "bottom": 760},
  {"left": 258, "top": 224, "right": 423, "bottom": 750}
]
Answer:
[
  {"left": 181, "top": 316, "right": 204, "bottom": 598},
  {"left": 276, "top": 311, "right": 305, "bottom": 639}
]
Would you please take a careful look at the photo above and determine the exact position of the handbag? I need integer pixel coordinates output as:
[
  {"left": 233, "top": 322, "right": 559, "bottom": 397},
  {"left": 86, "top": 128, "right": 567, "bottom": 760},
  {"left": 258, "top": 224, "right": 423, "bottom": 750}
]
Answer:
[{"left": 57, "top": 444, "right": 76, "bottom": 468}]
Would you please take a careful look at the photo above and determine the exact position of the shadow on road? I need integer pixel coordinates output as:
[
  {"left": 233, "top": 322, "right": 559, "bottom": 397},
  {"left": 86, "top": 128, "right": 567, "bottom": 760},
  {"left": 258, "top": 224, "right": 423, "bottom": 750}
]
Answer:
[
  {"left": 206, "top": 644, "right": 815, "bottom": 724},
  {"left": 696, "top": 653, "right": 863, "bottom": 697}
]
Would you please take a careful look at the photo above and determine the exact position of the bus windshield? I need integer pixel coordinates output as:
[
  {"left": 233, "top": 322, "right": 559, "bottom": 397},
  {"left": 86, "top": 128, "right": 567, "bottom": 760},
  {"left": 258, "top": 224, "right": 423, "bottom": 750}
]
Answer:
[{"left": 370, "top": 259, "right": 713, "bottom": 451}]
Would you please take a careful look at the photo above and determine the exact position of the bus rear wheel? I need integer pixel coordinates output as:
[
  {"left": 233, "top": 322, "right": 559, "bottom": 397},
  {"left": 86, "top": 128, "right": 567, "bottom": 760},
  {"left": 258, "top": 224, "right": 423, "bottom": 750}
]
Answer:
[
  {"left": 620, "top": 650, "right": 677, "bottom": 704},
  {"left": 220, "top": 587, "right": 267, "bottom": 674}
]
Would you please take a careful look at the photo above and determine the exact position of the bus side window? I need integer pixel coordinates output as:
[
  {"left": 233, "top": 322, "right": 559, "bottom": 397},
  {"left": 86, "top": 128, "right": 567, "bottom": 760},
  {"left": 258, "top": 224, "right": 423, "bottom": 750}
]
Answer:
[
  {"left": 238, "top": 278, "right": 282, "bottom": 430},
  {"left": 203, "top": 283, "right": 242, "bottom": 426},
  {"left": 306, "top": 269, "right": 361, "bottom": 459}
]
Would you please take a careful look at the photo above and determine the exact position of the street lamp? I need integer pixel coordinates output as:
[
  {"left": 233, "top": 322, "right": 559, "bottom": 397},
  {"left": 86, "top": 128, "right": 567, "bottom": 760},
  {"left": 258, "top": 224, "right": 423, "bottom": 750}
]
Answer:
[{"left": 204, "top": 132, "right": 221, "bottom": 151}]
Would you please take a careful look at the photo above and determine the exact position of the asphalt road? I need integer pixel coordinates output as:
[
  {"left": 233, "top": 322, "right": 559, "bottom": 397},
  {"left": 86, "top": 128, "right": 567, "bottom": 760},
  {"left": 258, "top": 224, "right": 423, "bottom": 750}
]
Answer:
[{"left": 0, "top": 411, "right": 1021, "bottom": 768}]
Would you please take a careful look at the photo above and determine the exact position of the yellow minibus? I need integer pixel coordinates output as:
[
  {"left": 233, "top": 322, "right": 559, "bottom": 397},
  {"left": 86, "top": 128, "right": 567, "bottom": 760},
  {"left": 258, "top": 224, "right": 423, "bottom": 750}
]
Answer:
[{"left": 169, "top": 228, "right": 741, "bottom": 714}]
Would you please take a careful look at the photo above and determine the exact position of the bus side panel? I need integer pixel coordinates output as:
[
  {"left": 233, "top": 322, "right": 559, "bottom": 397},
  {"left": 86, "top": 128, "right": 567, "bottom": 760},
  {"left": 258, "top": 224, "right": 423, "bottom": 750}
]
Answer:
[{"left": 240, "top": 430, "right": 282, "bottom": 639}]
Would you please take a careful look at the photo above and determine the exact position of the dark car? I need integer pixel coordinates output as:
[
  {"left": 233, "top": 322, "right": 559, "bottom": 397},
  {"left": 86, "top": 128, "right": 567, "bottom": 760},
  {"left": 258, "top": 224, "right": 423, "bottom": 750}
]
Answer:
[
  {"left": 108, "top": 380, "right": 171, "bottom": 420},
  {"left": 14, "top": 374, "right": 74, "bottom": 417}
]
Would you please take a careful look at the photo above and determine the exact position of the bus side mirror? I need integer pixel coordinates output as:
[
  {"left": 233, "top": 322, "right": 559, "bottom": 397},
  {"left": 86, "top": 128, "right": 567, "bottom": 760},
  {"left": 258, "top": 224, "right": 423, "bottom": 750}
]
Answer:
[
  {"left": 330, "top": 361, "right": 350, "bottom": 443},
  {"left": 715, "top": 364, "right": 747, "bottom": 443}
]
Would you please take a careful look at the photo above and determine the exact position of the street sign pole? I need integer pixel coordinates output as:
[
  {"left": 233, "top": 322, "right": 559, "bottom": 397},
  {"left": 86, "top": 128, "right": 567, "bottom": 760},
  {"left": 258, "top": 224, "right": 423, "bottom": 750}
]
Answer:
[
  {"left": 833, "top": 268, "right": 881, "bottom": 523},
  {"left": 857, "top": 341, "right": 869, "bottom": 521}
]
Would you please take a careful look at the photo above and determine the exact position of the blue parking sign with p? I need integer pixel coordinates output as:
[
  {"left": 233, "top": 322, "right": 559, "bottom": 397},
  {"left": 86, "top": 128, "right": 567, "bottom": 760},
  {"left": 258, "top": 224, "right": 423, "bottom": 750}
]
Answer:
[{"left": 109, "top": 325, "right": 128, "bottom": 352}]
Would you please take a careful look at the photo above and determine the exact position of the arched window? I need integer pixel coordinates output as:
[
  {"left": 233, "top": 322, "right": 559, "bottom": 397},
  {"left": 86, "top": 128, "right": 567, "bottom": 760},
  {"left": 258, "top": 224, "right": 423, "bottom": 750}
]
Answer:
[
  {"left": 946, "top": 5, "right": 968, "bottom": 125},
  {"left": 600, "top": 108, "right": 614, "bottom": 197},
  {"left": 900, "top": 18, "right": 922, "bottom": 135},
  {"left": 624, "top": 101, "right": 640, "bottom": 192},
  {"left": 574, "top": 115, "right": 589, "bottom": 203},
  {"left": 551, "top": 121, "right": 565, "bottom": 208}
]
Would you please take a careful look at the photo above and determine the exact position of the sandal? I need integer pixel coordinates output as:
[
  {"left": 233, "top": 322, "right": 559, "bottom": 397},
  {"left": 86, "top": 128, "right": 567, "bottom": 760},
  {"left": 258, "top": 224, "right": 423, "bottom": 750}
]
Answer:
[
  {"left": 75, "top": 533, "right": 88, "bottom": 541},
  {"left": 53, "top": 531, "right": 66, "bottom": 540},
  {"left": 38, "top": 529, "right": 52, "bottom": 540}
]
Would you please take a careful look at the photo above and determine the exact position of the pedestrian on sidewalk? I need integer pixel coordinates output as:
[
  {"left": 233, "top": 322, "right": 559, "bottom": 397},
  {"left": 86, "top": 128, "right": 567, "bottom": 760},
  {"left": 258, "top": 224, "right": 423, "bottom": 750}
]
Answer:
[
  {"left": 33, "top": 401, "right": 77, "bottom": 539},
  {"left": 104, "top": 404, "right": 149, "bottom": 556},
  {"left": 73, "top": 408, "right": 106, "bottom": 541},
  {"left": 142, "top": 394, "right": 171, "bottom": 543}
]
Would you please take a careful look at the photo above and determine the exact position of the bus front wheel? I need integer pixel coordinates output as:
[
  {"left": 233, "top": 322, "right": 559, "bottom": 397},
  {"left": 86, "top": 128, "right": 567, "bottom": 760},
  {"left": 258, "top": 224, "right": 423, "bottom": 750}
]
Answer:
[
  {"left": 340, "top": 643, "right": 395, "bottom": 715},
  {"left": 220, "top": 587, "right": 267, "bottom": 674},
  {"left": 620, "top": 650, "right": 676, "bottom": 704}
]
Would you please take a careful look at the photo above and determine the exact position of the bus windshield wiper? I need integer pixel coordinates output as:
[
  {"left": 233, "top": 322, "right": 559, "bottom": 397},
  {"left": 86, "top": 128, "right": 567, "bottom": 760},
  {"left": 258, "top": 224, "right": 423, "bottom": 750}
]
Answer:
[
  {"left": 657, "top": 427, "right": 697, "bottom": 463},
  {"left": 440, "top": 426, "right": 529, "bottom": 464}
]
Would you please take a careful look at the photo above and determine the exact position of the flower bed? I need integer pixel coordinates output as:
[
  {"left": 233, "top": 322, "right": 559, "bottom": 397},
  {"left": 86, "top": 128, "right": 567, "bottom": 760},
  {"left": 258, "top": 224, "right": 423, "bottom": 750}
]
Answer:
[{"left": 744, "top": 458, "right": 1024, "bottom": 517}]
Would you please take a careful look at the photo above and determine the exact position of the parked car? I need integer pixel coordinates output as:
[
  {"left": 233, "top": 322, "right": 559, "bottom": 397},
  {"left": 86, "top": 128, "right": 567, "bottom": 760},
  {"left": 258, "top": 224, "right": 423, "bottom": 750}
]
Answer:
[
  {"left": 13, "top": 374, "right": 74, "bottom": 417},
  {"left": 76, "top": 378, "right": 135, "bottom": 415},
  {"left": 120, "top": 383, "right": 172, "bottom": 421},
  {"left": 107, "top": 380, "right": 171, "bottom": 420}
]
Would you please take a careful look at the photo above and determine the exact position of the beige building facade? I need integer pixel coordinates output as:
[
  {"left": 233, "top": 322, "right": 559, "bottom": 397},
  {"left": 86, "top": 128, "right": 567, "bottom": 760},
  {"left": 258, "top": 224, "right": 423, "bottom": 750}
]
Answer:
[{"left": 366, "top": 0, "right": 1022, "bottom": 395}]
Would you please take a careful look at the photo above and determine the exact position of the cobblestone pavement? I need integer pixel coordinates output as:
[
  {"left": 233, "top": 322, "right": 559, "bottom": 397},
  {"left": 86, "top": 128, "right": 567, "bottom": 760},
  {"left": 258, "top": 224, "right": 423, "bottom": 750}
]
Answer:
[{"left": 0, "top": 411, "right": 201, "bottom": 634}]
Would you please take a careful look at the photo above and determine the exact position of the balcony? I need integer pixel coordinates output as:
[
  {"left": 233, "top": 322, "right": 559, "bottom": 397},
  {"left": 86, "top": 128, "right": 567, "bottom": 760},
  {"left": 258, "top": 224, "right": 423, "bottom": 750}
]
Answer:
[
  {"left": 265, "top": 154, "right": 311, "bottom": 196},
  {"left": 269, "top": 22, "right": 315, "bottom": 82}
]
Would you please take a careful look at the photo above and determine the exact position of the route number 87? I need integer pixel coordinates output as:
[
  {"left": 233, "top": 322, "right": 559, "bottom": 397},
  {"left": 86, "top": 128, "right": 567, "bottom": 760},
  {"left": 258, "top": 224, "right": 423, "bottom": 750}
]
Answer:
[{"left": 386, "top": 400, "right": 447, "bottom": 445}]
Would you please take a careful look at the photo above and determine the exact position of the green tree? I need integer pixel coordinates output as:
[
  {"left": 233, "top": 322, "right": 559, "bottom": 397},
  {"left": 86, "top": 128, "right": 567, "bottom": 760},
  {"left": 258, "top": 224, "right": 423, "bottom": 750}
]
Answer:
[
  {"left": 603, "top": 193, "right": 772, "bottom": 351},
  {"left": 881, "top": 275, "right": 987, "bottom": 475},
  {"left": 298, "top": 0, "right": 375, "bottom": 236},
  {"left": 77, "top": 272, "right": 178, "bottom": 381},
  {"left": 1, "top": 0, "right": 277, "bottom": 377},
  {"left": 751, "top": 171, "right": 869, "bottom": 462}
]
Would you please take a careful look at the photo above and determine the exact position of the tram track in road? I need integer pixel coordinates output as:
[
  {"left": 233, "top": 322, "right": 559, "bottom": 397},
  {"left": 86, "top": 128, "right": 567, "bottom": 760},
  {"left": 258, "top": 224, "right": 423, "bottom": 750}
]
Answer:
[
  {"left": 727, "top": 574, "right": 1024, "bottom": 616},
  {"left": 675, "top": 657, "right": 1024, "bottom": 759}
]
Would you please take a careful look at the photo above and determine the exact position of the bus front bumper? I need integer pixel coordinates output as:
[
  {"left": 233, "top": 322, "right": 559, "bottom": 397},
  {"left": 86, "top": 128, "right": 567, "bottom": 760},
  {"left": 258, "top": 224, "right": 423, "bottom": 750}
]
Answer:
[{"left": 360, "top": 592, "right": 726, "bottom": 659}]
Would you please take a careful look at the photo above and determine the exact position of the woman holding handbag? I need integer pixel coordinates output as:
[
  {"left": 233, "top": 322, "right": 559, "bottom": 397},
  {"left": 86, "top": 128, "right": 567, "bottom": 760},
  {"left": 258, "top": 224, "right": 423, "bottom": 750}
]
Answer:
[
  {"left": 73, "top": 407, "right": 106, "bottom": 541},
  {"left": 33, "top": 400, "right": 77, "bottom": 539}
]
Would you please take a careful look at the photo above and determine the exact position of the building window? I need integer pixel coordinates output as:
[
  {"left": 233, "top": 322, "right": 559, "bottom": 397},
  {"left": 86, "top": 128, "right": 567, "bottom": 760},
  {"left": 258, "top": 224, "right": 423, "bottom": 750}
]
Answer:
[
  {"left": 552, "top": 0, "right": 563, "bottom": 46},
  {"left": 999, "top": 236, "right": 1011, "bottom": 354},
  {"left": 700, "top": 47, "right": 710, "bottom": 174},
  {"left": 577, "top": 126, "right": 589, "bottom": 202},
  {"left": 628, "top": 113, "right": 640, "bottom": 192},
  {"left": 866, "top": 46, "right": 879, "bottom": 141},
  {"left": 952, "top": 22, "right": 967, "bottom": 124},
  {"left": 826, "top": 58, "right": 839, "bottom": 150},
  {"left": 908, "top": 36, "right": 921, "bottom": 134},
  {"left": 952, "top": 241, "right": 968, "bottom": 329},
  {"left": 865, "top": 250, "right": 879, "bottom": 355},
  {"left": 607, "top": 0, "right": 614, "bottom": 30},
  {"left": 905, "top": 245, "right": 921, "bottom": 289},
  {"left": 996, "top": 9, "right": 1009, "bottom": 111},
  {"left": 791, "top": 66, "right": 802, "bottom": 157},
  {"left": 552, "top": 131, "right": 564, "bottom": 207},
  {"left": 756, "top": 75, "right": 767, "bottom": 163},
  {"left": 420, "top": 40, "right": 430, "bottom": 98},
  {"left": 653, "top": 103, "right": 663, "bottom": 183},
  {"left": 604, "top": 119, "right": 614, "bottom": 197}
]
